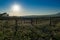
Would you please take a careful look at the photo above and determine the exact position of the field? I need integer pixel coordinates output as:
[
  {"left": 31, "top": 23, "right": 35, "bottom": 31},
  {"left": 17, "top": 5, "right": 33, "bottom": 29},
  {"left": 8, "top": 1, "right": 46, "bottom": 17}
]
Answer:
[{"left": 0, "top": 17, "right": 60, "bottom": 40}]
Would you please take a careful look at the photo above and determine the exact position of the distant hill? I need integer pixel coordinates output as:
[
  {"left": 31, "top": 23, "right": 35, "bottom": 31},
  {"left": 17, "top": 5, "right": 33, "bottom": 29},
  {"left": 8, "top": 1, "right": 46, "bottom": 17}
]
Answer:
[
  {"left": 50, "top": 12, "right": 60, "bottom": 17},
  {"left": 21, "top": 12, "right": 60, "bottom": 18},
  {"left": 54, "top": 12, "right": 60, "bottom": 16},
  {"left": 0, "top": 13, "right": 9, "bottom": 17},
  {"left": 0, "top": 12, "right": 60, "bottom": 18}
]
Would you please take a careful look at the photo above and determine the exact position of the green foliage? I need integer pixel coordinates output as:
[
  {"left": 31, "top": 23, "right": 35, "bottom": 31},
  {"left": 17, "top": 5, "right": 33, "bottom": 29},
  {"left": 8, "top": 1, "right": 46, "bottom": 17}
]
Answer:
[
  {"left": 0, "top": 31, "right": 3, "bottom": 37},
  {"left": 0, "top": 19, "right": 60, "bottom": 40},
  {"left": 54, "top": 32, "right": 60, "bottom": 40}
]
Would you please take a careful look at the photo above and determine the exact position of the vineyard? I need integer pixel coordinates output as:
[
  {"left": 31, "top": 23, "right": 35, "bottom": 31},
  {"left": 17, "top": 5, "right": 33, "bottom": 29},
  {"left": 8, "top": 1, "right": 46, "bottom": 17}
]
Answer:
[{"left": 0, "top": 17, "right": 60, "bottom": 40}]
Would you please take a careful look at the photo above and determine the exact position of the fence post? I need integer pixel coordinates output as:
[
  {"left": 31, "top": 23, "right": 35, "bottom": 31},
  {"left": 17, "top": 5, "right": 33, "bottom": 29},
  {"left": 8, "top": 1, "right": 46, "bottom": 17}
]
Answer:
[
  {"left": 13, "top": 19, "right": 18, "bottom": 40},
  {"left": 50, "top": 17, "right": 51, "bottom": 26},
  {"left": 49, "top": 17, "right": 55, "bottom": 40},
  {"left": 49, "top": 17, "right": 53, "bottom": 40},
  {"left": 31, "top": 18, "right": 33, "bottom": 26}
]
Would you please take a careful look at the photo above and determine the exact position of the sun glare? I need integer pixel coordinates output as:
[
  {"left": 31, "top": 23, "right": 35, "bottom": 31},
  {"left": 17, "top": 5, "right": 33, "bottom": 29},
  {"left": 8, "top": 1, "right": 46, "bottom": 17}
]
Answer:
[
  {"left": 12, "top": 4, "right": 20, "bottom": 12},
  {"left": 9, "top": 3, "right": 22, "bottom": 16}
]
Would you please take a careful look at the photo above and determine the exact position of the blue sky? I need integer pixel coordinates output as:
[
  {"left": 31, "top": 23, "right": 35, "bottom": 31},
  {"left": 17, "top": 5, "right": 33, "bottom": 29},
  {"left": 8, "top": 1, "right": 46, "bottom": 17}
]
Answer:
[{"left": 0, "top": 0, "right": 60, "bottom": 15}]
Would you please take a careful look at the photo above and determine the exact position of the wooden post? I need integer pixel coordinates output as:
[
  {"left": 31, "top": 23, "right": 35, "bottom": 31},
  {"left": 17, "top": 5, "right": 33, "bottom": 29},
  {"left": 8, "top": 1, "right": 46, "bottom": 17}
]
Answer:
[
  {"left": 13, "top": 19, "right": 18, "bottom": 40},
  {"left": 31, "top": 18, "right": 33, "bottom": 26},
  {"left": 36, "top": 18, "right": 37, "bottom": 24},
  {"left": 50, "top": 17, "right": 51, "bottom": 26},
  {"left": 49, "top": 17, "right": 53, "bottom": 40}
]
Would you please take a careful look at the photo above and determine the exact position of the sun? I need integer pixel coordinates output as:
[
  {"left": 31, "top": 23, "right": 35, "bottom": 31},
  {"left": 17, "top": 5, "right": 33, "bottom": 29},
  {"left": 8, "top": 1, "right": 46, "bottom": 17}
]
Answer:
[
  {"left": 9, "top": 4, "right": 22, "bottom": 16},
  {"left": 11, "top": 4, "right": 21, "bottom": 12},
  {"left": 12, "top": 5, "right": 19, "bottom": 11}
]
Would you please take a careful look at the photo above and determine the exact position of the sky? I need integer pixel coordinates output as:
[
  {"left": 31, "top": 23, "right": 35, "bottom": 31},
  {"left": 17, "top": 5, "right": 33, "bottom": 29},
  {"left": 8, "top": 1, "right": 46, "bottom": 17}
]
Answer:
[{"left": 0, "top": 0, "right": 60, "bottom": 16}]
